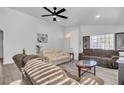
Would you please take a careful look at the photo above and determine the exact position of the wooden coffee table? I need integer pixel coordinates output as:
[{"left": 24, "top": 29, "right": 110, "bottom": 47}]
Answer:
[{"left": 76, "top": 60, "right": 97, "bottom": 77}]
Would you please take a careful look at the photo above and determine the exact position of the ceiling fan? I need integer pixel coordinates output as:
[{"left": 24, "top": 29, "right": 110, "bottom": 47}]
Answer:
[{"left": 41, "top": 7, "right": 68, "bottom": 21}]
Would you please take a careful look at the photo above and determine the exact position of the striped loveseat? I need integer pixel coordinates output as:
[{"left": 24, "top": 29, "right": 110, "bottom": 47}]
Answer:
[
  {"left": 13, "top": 54, "right": 104, "bottom": 85},
  {"left": 23, "top": 58, "right": 79, "bottom": 85}
]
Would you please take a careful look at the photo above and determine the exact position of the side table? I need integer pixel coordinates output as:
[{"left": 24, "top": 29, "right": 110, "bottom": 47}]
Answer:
[{"left": 69, "top": 53, "right": 74, "bottom": 61}]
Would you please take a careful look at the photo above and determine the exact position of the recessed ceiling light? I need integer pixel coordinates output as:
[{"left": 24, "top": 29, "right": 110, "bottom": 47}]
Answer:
[{"left": 96, "top": 15, "right": 101, "bottom": 19}]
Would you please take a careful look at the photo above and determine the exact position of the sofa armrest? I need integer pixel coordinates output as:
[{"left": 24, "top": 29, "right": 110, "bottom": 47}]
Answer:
[
  {"left": 42, "top": 56, "right": 49, "bottom": 63},
  {"left": 43, "top": 55, "right": 52, "bottom": 63},
  {"left": 78, "top": 53, "right": 85, "bottom": 60},
  {"left": 21, "top": 67, "right": 33, "bottom": 85},
  {"left": 13, "top": 54, "right": 27, "bottom": 71},
  {"left": 79, "top": 53, "right": 85, "bottom": 56},
  {"left": 112, "top": 55, "right": 119, "bottom": 60},
  {"left": 111, "top": 55, "right": 119, "bottom": 69},
  {"left": 63, "top": 52, "right": 70, "bottom": 57}
]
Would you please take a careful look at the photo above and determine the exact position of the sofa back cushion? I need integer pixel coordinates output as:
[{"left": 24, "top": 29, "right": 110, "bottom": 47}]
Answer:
[
  {"left": 83, "top": 49, "right": 93, "bottom": 56},
  {"left": 54, "top": 49, "right": 63, "bottom": 53},
  {"left": 42, "top": 49, "right": 53, "bottom": 57},
  {"left": 92, "top": 49, "right": 101, "bottom": 56},
  {"left": 42, "top": 49, "right": 64, "bottom": 57},
  {"left": 13, "top": 54, "right": 41, "bottom": 70},
  {"left": 83, "top": 49, "right": 119, "bottom": 58},
  {"left": 23, "top": 55, "right": 41, "bottom": 64},
  {"left": 42, "top": 49, "right": 53, "bottom": 54},
  {"left": 54, "top": 49, "right": 64, "bottom": 56},
  {"left": 99, "top": 49, "right": 119, "bottom": 57}
]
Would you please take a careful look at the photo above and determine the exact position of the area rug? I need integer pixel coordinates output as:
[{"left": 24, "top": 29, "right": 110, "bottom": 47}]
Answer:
[
  {"left": 59, "top": 60, "right": 118, "bottom": 85},
  {"left": 59, "top": 60, "right": 95, "bottom": 78}
]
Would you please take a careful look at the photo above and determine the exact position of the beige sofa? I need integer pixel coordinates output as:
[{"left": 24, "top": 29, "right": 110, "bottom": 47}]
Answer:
[{"left": 41, "top": 49, "right": 71, "bottom": 65}]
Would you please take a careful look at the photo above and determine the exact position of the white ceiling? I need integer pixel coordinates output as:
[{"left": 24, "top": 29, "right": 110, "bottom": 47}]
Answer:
[{"left": 10, "top": 7, "right": 124, "bottom": 27}]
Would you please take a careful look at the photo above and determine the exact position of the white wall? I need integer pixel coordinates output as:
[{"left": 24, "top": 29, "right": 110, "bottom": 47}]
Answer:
[
  {"left": 0, "top": 8, "right": 64, "bottom": 64},
  {"left": 80, "top": 25, "right": 124, "bottom": 52},
  {"left": 80, "top": 25, "right": 124, "bottom": 36},
  {"left": 64, "top": 25, "right": 124, "bottom": 59}
]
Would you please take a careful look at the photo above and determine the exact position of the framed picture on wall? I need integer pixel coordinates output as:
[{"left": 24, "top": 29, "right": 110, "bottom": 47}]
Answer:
[
  {"left": 115, "top": 32, "right": 124, "bottom": 51},
  {"left": 37, "top": 33, "right": 48, "bottom": 43}
]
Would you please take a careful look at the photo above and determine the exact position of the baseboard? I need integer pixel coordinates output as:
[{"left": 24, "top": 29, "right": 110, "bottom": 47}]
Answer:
[{"left": 3, "top": 61, "right": 14, "bottom": 65}]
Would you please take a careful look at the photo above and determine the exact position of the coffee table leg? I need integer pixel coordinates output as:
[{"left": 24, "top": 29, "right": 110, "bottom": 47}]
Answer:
[
  {"left": 78, "top": 67, "right": 81, "bottom": 77},
  {"left": 94, "top": 66, "right": 96, "bottom": 76}
]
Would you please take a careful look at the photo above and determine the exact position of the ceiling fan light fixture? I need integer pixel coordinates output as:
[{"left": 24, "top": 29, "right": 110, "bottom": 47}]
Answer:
[
  {"left": 53, "top": 15, "right": 57, "bottom": 18},
  {"left": 53, "top": 17, "right": 56, "bottom": 21}
]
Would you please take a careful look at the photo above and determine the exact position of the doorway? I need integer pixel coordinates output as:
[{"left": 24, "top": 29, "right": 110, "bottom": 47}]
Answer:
[
  {"left": 0, "top": 30, "right": 3, "bottom": 63},
  {"left": 70, "top": 30, "right": 79, "bottom": 60}
]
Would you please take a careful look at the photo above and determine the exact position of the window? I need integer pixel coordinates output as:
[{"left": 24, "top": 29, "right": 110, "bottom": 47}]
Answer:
[{"left": 90, "top": 34, "right": 114, "bottom": 50}]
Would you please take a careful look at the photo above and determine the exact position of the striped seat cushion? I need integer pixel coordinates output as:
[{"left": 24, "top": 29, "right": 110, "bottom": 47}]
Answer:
[{"left": 24, "top": 58, "right": 79, "bottom": 85}]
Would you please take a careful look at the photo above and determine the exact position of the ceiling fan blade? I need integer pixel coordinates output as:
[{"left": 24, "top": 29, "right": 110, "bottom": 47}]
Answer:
[
  {"left": 53, "top": 18, "right": 56, "bottom": 21},
  {"left": 56, "top": 8, "right": 66, "bottom": 14},
  {"left": 57, "top": 15, "right": 68, "bottom": 19},
  {"left": 41, "top": 14, "right": 53, "bottom": 17},
  {"left": 43, "top": 7, "right": 53, "bottom": 14}
]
